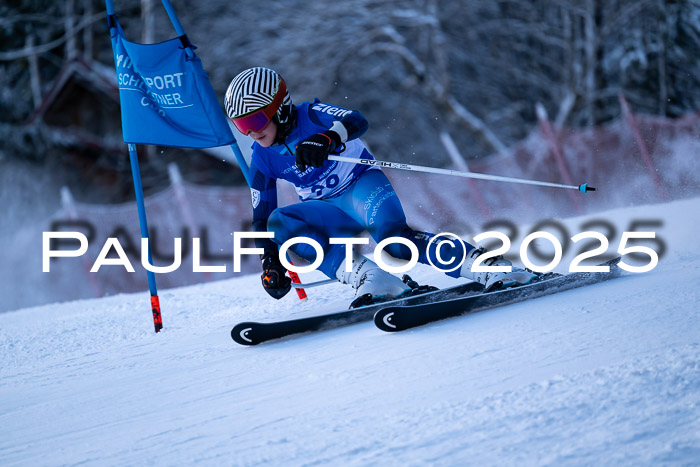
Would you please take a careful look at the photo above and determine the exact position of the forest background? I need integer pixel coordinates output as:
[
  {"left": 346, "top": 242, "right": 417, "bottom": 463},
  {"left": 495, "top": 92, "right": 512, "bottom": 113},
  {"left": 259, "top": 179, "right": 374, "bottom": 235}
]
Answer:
[{"left": 2, "top": 0, "right": 698, "bottom": 194}]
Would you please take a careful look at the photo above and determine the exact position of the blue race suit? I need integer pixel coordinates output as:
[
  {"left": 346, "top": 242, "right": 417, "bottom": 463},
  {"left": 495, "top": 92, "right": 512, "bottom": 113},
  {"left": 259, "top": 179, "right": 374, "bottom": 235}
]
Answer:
[{"left": 248, "top": 99, "right": 475, "bottom": 279}]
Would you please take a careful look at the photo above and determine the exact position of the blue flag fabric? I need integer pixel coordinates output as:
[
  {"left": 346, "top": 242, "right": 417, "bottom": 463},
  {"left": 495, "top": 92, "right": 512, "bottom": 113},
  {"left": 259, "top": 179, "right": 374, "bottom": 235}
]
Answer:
[{"left": 109, "top": 20, "right": 235, "bottom": 148}]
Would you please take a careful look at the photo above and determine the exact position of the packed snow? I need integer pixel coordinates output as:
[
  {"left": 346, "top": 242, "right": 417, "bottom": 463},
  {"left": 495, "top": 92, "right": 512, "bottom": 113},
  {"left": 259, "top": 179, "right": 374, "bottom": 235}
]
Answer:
[{"left": 1, "top": 197, "right": 699, "bottom": 465}]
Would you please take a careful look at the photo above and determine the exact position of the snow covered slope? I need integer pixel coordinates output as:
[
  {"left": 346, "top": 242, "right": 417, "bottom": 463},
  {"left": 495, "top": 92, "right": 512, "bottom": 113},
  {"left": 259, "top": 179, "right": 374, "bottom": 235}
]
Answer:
[{"left": 1, "top": 198, "right": 699, "bottom": 465}]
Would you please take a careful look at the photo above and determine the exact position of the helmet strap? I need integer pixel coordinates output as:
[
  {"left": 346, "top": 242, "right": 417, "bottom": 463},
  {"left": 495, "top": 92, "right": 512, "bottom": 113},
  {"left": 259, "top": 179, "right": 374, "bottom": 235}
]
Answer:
[{"left": 273, "top": 105, "right": 297, "bottom": 145}]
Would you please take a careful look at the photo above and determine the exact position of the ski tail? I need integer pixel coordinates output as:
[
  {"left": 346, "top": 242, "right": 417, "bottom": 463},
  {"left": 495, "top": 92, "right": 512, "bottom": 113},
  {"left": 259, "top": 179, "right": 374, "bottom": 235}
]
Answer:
[{"left": 375, "top": 257, "right": 623, "bottom": 332}]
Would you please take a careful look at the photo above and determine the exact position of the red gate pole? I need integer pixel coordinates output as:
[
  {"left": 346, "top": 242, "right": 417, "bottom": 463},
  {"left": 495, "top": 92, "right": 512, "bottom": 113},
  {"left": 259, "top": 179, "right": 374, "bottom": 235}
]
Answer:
[
  {"left": 619, "top": 93, "right": 667, "bottom": 201},
  {"left": 536, "top": 103, "right": 582, "bottom": 214}
]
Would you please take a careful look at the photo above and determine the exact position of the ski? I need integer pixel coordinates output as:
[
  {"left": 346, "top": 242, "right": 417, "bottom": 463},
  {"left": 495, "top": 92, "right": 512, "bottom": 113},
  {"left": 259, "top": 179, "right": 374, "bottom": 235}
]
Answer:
[
  {"left": 231, "top": 281, "right": 485, "bottom": 345},
  {"left": 374, "top": 257, "right": 624, "bottom": 333}
]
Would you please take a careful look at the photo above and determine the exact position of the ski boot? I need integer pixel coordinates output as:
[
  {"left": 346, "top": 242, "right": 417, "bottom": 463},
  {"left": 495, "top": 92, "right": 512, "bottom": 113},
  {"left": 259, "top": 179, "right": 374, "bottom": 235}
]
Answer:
[
  {"left": 336, "top": 252, "right": 413, "bottom": 308},
  {"left": 461, "top": 246, "right": 537, "bottom": 291}
]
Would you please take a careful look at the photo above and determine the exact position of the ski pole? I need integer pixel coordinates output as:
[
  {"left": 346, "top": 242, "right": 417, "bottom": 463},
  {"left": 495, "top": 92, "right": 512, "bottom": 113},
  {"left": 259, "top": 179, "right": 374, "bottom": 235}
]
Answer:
[
  {"left": 291, "top": 279, "right": 337, "bottom": 289},
  {"left": 286, "top": 259, "right": 308, "bottom": 301},
  {"left": 328, "top": 155, "right": 596, "bottom": 193}
]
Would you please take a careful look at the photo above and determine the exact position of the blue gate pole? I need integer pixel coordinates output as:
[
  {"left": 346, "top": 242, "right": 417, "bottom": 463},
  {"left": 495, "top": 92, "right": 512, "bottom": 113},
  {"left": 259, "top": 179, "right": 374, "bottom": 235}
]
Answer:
[
  {"left": 229, "top": 143, "right": 251, "bottom": 186},
  {"left": 106, "top": 0, "right": 162, "bottom": 332},
  {"left": 159, "top": 0, "right": 251, "bottom": 185},
  {"left": 128, "top": 144, "right": 163, "bottom": 332},
  {"left": 160, "top": 0, "right": 195, "bottom": 59}
]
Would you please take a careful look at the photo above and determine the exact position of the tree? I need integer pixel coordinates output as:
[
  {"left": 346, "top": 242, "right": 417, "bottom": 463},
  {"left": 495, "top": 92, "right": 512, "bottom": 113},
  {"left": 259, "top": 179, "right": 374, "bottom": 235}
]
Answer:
[{"left": 1, "top": 0, "right": 698, "bottom": 167}]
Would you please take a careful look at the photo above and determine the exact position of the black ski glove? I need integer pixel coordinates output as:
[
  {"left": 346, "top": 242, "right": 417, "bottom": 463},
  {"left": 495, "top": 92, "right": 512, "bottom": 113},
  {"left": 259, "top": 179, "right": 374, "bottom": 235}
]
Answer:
[
  {"left": 295, "top": 130, "right": 341, "bottom": 172},
  {"left": 260, "top": 251, "right": 292, "bottom": 300}
]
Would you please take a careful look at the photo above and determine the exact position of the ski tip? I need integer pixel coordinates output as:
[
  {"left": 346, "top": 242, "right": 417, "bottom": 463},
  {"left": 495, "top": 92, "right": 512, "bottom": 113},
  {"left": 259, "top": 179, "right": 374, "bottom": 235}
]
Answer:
[{"left": 578, "top": 183, "right": 596, "bottom": 193}]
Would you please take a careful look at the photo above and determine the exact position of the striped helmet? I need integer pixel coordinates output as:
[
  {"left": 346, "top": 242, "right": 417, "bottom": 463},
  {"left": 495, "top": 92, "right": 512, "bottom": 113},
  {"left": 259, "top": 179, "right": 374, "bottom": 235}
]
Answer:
[{"left": 224, "top": 67, "right": 292, "bottom": 124}]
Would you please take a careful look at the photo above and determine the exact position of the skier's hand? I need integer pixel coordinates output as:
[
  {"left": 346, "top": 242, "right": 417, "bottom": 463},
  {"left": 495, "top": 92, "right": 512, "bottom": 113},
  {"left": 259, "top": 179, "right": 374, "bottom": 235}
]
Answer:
[
  {"left": 260, "top": 251, "right": 292, "bottom": 300},
  {"left": 295, "top": 131, "right": 341, "bottom": 172}
]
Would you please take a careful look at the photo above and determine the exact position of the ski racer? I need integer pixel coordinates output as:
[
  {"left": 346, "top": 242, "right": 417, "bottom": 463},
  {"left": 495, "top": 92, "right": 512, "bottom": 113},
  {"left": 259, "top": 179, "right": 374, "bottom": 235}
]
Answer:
[{"left": 224, "top": 67, "right": 536, "bottom": 306}]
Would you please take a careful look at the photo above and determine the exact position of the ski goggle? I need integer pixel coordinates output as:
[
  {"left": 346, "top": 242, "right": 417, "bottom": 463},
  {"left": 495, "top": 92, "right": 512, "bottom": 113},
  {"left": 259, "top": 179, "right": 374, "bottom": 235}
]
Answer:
[{"left": 231, "top": 80, "right": 287, "bottom": 135}]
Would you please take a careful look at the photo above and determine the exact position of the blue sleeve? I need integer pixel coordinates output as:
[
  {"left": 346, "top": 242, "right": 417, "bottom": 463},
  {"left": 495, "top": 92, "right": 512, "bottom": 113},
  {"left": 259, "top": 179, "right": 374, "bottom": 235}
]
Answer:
[
  {"left": 249, "top": 155, "right": 278, "bottom": 255},
  {"left": 307, "top": 100, "right": 369, "bottom": 141}
]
